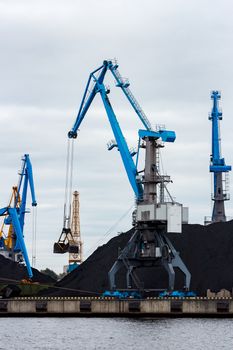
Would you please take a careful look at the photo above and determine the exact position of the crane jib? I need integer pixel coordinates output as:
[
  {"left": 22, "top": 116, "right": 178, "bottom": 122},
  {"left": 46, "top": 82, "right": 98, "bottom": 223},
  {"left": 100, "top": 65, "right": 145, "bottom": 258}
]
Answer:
[{"left": 67, "top": 59, "right": 175, "bottom": 201}]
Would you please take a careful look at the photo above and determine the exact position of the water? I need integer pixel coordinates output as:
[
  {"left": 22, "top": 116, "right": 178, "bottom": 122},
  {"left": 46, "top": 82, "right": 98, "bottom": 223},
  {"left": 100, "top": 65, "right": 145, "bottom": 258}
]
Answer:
[{"left": 0, "top": 318, "right": 233, "bottom": 350}]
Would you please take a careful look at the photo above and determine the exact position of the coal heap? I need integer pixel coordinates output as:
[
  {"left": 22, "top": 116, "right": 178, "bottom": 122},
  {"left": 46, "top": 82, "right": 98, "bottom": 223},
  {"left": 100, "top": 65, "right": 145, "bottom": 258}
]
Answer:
[
  {"left": 42, "top": 221, "right": 233, "bottom": 296},
  {"left": 0, "top": 254, "right": 55, "bottom": 284}
]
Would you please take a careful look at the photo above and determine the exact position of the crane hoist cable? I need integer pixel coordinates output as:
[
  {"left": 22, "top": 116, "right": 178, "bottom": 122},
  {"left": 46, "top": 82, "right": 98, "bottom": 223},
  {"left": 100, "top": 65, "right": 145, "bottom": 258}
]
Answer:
[
  {"left": 85, "top": 204, "right": 135, "bottom": 258},
  {"left": 64, "top": 137, "right": 74, "bottom": 230},
  {"left": 53, "top": 138, "right": 77, "bottom": 254}
]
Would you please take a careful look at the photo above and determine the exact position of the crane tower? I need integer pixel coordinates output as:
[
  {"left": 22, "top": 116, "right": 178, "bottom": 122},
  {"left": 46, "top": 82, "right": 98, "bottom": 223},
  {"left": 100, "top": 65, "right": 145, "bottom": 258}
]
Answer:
[
  {"left": 54, "top": 190, "right": 83, "bottom": 273},
  {"left": 69, "top": 191, "right": 83, "bottom": 271},
  {"left": 208, "top": 91, "right": 231, "bottom": 223}
]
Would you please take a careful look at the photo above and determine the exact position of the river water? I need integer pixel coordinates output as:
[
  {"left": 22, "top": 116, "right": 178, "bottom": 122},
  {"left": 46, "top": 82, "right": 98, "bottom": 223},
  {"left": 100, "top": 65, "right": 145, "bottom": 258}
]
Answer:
[{"left": 0, "top": 318, "right": 233, "bottom": 349}]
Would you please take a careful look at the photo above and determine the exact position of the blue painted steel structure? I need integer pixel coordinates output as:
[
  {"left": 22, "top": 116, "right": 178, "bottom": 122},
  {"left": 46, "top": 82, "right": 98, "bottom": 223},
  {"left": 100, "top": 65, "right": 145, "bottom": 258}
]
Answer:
[
  {"left": 0, "top": 154, "right": 37, "bottom": 278},
  {"left": 68, "top": 60, "right": 175, "bottom": 201},
  {"left": 209, "top": 91, "right": 231, "bottom": 222},
  {"left": 67, "top": 60, "right": 191, "bottom": 292}
]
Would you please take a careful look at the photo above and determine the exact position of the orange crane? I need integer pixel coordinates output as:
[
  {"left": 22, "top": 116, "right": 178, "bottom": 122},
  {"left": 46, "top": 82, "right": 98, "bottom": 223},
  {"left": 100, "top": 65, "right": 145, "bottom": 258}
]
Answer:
[
  {"left": 54, "top": 190, "right": 83, "bottom": 272},
  {"left": 68, "top": 191, "right": 83, "bottom": 271}
]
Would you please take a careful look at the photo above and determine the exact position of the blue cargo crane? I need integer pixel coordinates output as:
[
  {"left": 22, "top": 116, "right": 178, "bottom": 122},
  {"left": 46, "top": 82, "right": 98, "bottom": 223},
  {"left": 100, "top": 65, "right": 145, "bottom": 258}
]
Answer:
[
  {"left": 62, "top": 59, "right": 191, "bottom": 292},
  {"left": 0, "top": 154, "right": 37, "bottom": 279},
  {"left": 209, "top": 91, "right": 231, "bottom": 223}
]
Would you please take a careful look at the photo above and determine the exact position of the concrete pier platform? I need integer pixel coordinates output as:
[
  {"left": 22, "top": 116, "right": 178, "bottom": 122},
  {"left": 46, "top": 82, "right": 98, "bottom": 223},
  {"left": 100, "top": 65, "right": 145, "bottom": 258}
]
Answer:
[{"left": 1, "top": 297, "right": 233, "bottom": 317}]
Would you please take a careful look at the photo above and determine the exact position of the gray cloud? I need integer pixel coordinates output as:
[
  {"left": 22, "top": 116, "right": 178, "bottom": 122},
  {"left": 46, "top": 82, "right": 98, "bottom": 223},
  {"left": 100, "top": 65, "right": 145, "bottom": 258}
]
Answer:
[{"left": 0, "top": 0, "right": 233, "bottom": 272}]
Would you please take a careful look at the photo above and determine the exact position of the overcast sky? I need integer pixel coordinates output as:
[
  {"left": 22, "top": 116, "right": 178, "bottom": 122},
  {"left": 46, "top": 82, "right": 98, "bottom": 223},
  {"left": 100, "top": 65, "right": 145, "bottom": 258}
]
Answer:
[{"left": 0, "top": 0, "right": 233, "bottom": 273}]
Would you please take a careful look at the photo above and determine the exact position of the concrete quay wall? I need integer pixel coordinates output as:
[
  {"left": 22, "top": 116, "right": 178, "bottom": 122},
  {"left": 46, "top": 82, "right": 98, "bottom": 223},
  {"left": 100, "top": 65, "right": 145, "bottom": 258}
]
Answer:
[{"left": 0, "top": 297, "right": 233, "bottom": 317}]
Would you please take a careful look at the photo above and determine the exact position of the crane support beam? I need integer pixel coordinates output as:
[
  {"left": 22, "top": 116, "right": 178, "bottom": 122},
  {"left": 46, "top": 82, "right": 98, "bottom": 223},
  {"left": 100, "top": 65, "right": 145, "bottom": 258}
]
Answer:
[
  {"left": 8, "top": 208, "right": 33, "bottom": 278},
  {"left": 138, "top": 129, "right": 176, "bottom": 143},
  {"left": 24, "top": 155, "right": 37, "bottom": 207},
  {"left": 68, "top": 64, "right": 106, "bottom": 138},
  {"left": 98, "top": 84, "right": 144, "bottom": 199},
  {"left": 18, "top": 155, "right": 37, "bottom": 232},
  {"left": 106, "top": 60, "right": 152, "bottom": 131}
]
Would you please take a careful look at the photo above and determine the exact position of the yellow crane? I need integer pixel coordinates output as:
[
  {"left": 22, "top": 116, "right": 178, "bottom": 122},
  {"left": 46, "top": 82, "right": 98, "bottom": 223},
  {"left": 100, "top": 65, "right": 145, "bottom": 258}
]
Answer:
[{"left": 0, "top": 187, "right": 20, "bottom": 254}]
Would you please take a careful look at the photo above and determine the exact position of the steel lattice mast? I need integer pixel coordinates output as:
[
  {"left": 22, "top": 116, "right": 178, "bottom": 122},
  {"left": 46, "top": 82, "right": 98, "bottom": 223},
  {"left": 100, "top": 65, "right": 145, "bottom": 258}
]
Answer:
[{"left": 69, "top": 191, "right": 83, "bottom": 267}]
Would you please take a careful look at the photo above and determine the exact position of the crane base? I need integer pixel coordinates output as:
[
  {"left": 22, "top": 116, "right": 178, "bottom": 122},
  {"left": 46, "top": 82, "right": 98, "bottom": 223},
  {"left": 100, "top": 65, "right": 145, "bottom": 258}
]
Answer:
[{"left": 108, "top": 224, "right": 191, "bottom": 292}]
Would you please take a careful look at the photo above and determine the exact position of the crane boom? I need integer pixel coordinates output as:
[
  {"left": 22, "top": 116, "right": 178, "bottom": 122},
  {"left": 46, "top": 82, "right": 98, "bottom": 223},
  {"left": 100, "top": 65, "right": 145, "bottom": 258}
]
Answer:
[
  {"left": 107, "top": 60, "right": 152, "bottom": 130},
  {"left": 68, "top": 60, "right": 176, "bottom": 200},
  {"left": 68, "top": 63, "right": 106, "bottom": 138},
  {"left": 68, "top": 60, "right": 145, "bottom": 200}
]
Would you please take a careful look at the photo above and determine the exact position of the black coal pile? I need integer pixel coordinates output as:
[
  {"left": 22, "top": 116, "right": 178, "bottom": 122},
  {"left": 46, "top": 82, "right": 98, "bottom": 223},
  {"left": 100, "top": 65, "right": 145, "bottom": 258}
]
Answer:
[
  {"left": 0, "top": 254, "right": 55, "bottom": 284},
  {"left": 41, "top": 221, "right": 233, "bottom": 296}
]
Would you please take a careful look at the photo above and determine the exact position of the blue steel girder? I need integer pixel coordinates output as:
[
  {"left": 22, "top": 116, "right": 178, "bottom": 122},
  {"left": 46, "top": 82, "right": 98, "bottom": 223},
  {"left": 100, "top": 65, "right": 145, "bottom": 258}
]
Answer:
[
  {"left": 209, "top": 91, "right": 231, "bottom": 174},
  {"left": 8, "top": 208, "right": 33, "bottom": 278},
  {"left": 24, "top": 154, "right": 37, "bottom": 207},
  {"left": 0, "top": 207, "right": 33, "bottom": 278},
  {"left": 106, "top": 60, "right": 152, "bottom": 131},
  {"left": 138, "top": 129, "right": 176, "bottom": 143},
  {"left": 98, "top": 83, "right": 143, "bottom": 199},
  {"left": 68, "top": 64, "right": 106, "bottom": 138},
  {"left": 19, "top": 155, "right": 37, "bottom": 231}
]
